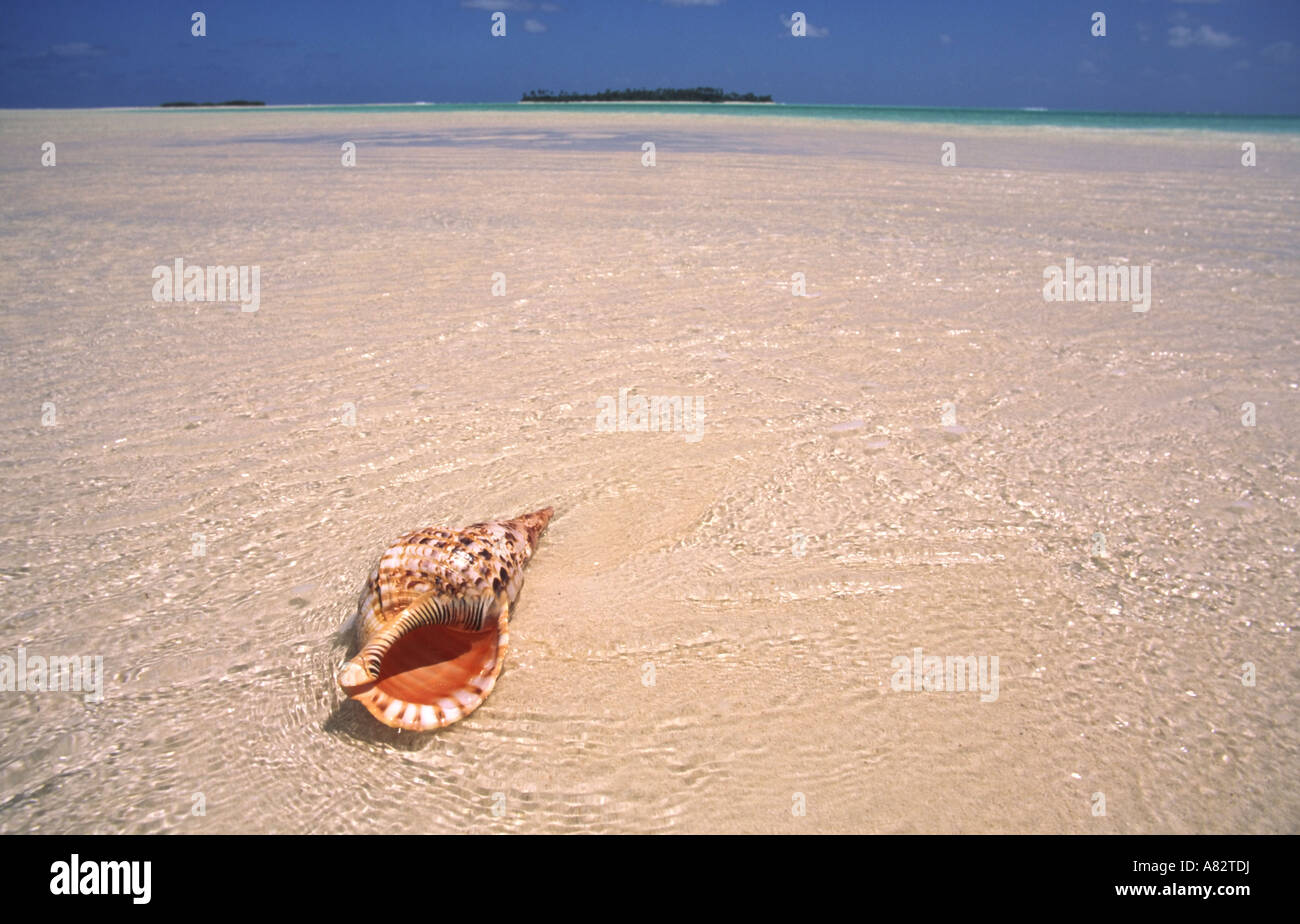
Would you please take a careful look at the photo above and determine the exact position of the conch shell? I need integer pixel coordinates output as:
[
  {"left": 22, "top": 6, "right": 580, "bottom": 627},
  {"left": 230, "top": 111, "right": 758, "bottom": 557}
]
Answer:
[{"left": 337, "top": 507, "right": 553, "bottom": 731}]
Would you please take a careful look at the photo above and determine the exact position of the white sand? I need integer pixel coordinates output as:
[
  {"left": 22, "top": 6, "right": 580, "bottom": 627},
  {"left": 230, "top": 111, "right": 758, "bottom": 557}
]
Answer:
[{"left": 0, "top": 107, "right": 1297, "bottom": 832}]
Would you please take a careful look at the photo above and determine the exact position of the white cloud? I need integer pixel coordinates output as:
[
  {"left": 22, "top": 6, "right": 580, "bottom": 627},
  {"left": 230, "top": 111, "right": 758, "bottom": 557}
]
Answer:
[
  {"left": 1168, "top": 24, "right": 1240, "bottom": 48},
  {"left": 1261, "top": 40, "right": 1294, "bottom": 61},
  {"left": 781, "top": 15, "right": 829, "bottom": 38},
  {"left": 524, "top": 18, "right": 547, "bottom": 32},
  {"left": 51, "top": 42, "right": 105, "bottom": 57}
]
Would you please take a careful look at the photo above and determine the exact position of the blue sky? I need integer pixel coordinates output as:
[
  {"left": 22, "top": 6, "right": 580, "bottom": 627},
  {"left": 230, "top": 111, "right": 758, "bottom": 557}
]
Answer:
[{"left": 1, "top": 0, "right": 1296, "bottom": 111}]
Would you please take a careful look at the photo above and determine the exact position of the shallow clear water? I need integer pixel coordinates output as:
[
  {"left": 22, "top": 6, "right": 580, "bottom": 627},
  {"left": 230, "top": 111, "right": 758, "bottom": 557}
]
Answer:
[
  {"left": 0, "top": 108, "right": 1297, "bottom": 832},
  {"left": 139, "top": 102, "right": 1300, "bottom": 134}
]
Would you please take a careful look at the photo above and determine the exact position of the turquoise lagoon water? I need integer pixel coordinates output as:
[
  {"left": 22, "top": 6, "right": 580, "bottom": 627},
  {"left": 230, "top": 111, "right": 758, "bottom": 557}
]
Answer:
[{"left": 140, "top": 101, "right": 1300, "bottom": 133}]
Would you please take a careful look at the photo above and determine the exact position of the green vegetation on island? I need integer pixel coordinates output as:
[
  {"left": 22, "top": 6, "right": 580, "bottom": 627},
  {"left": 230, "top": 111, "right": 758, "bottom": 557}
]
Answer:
[
  {"left": 521, "top": 87, "right": 773, "bottom": 103},
  {"left": 160, "top": 100, "right": 266, "bottom": 107}
]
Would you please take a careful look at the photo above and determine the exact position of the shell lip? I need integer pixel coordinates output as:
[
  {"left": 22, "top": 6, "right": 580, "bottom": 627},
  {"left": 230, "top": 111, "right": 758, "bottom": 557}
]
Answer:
[
  {"left": 336, "top": 660, "right": 377, "bottom": 697},
  {"left": 339, "top": 591, "right": 509, "bottom": 732}
]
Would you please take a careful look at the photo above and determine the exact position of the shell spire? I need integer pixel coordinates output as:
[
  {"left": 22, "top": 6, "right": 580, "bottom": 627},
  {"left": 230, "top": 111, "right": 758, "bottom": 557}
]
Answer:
[{"left": 338, "top": 507, "right": 553, "bottom": 731}]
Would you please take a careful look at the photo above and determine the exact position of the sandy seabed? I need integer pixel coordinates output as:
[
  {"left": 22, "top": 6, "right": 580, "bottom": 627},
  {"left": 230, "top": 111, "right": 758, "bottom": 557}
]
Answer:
[{"left": 0, "top": 107, "right": 1297, "bottom": 833}]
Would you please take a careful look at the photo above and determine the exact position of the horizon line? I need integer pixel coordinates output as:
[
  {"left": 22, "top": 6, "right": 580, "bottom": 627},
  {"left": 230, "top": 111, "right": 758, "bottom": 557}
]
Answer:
[{"left": 3, "top": 101, "right": 1299, "bottom": 117}]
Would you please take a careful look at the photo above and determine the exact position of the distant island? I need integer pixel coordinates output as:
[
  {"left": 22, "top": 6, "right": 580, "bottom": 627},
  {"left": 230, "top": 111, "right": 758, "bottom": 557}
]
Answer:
[
  {"left": 522, "top": 87, "right": 772, "bottom": 103},
  {"left": 160, "top": 100, "right": 265, "bottom": 108}
]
